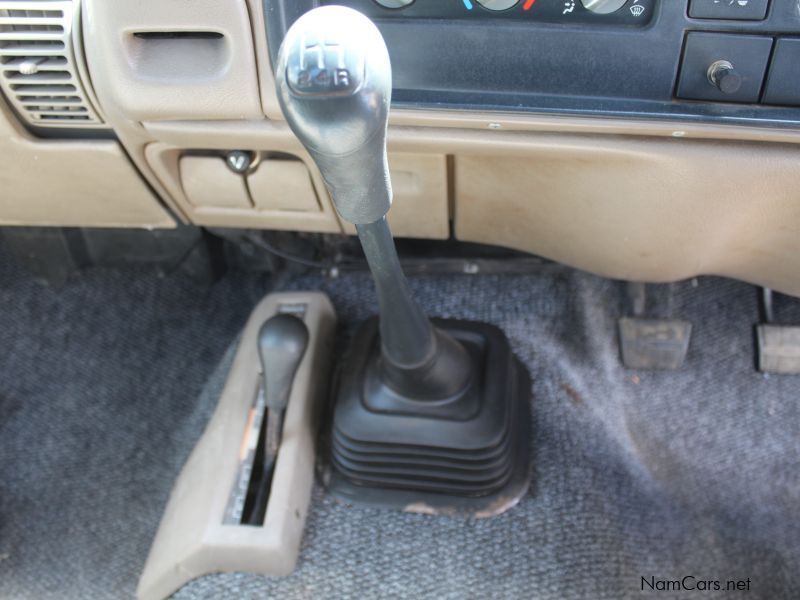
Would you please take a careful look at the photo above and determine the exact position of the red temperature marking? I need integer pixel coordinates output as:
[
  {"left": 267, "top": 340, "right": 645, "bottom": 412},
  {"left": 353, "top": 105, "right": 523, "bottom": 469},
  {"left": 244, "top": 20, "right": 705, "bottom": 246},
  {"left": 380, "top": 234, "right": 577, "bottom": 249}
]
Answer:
[{"left": 523, "top": 0, "right": 536, "bottom": 9}]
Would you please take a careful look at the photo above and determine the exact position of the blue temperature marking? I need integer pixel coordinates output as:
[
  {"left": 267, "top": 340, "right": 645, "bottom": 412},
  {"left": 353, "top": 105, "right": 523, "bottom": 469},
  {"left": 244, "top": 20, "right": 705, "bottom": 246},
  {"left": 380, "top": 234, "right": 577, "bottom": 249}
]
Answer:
[{"left": 463, "top": 0, "right": 473, "bottom": 9}]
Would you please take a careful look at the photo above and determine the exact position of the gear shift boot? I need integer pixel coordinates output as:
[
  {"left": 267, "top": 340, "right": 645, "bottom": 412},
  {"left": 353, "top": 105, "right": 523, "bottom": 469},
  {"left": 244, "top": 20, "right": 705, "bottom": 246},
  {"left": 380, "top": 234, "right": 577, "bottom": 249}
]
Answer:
[{"left": 329, "top": 318, "right": 531, "bottom": 516}]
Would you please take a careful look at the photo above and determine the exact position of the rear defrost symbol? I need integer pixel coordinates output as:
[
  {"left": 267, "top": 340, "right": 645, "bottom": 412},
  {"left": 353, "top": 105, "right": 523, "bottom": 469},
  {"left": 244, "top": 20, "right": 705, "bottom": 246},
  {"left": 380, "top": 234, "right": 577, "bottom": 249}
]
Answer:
[{"left": 563, "top": 0, "right": 575, "bottom": 14}]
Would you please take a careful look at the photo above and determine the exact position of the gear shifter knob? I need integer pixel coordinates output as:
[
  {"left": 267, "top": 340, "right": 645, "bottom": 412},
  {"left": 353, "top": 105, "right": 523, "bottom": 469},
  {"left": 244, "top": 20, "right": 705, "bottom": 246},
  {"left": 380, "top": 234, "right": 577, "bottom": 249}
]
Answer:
[
  {"left": 275, "top": 6, "right": 392, "bottom": 225},
  {"left": 257, "top": 314, "right": 309, "bottom": 412}
]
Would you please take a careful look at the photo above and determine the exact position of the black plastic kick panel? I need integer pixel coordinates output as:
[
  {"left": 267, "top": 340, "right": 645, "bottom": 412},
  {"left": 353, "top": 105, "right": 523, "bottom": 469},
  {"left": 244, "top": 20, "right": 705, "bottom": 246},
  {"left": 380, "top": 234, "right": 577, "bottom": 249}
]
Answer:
[{"left": 264, "top": 0, "right": 800, "bottom": 128}]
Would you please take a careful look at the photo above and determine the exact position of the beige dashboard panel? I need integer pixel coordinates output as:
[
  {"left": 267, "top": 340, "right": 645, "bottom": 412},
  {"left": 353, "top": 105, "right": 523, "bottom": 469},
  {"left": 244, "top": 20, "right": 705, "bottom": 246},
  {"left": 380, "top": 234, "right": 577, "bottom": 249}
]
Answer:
[
  {"left": 341, "top": 153, "right": 450, "bottom": 240},
  {"left": 181, "top": 156, "right": 252, "bottom": 209},
  {"left": 145, "top": 141, "right": 341, "bottom": 233},
  {"left": 250, "top": 0, "right": 282, "bottom": 121},
  {"left": 0, "top": 100, "right": 173, "bottom": 228},
  {"left": 454, "top": 139, "right": 800, "bottom": 296},
  {"left": 247, "top": 159, "right": 321, "bottom": 212},
  {"left": 82, "top": 0, "right": 262, "bottom": 122},
  {"left": 134, "top": 107, "right": 800, "bottom": 296},
  {"left": 140, "top": 121, "right": 447, "bottom": 238}
]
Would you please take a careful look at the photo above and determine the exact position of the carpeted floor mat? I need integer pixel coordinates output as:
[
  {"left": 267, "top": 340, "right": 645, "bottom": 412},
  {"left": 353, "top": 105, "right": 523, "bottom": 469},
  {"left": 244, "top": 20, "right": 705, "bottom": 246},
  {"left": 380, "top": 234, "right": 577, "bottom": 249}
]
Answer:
[
  {"left": 1, "top": 256, "right": 798, "bottom": 599},
  {"left": 0, "top": 257, "right": 269, "bottom": 599}
]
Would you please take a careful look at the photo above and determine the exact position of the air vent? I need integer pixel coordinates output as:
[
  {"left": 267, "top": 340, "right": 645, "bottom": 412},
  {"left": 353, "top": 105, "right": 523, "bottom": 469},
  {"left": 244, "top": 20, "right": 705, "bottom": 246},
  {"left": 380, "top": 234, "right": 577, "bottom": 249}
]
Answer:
[{"left": 0, "top": 1, "right": 104, "bottom": 128}]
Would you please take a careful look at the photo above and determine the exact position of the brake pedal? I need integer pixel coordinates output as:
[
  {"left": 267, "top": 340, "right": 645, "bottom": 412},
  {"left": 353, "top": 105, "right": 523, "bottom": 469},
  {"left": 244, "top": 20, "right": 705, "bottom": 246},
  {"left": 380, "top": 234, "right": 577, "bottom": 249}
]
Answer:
[
  {"left": 618, "top": 282, "right": 692, "bottom": 370},
  {"left": 619, "top": 318, "right": 692, "bottom": 370},
  {"left": 757, "top": 325, "right": 800, "bottom": 374},
  {"left": 757, "top": 288, "right": 800, "bottom": 374}
]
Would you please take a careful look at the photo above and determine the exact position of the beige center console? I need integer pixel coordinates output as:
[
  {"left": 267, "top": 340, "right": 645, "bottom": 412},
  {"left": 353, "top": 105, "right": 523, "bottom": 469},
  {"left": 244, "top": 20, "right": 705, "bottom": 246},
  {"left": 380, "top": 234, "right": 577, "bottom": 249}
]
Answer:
[{"left": 137, "top": 292, "right": 336, "bottom": 600}]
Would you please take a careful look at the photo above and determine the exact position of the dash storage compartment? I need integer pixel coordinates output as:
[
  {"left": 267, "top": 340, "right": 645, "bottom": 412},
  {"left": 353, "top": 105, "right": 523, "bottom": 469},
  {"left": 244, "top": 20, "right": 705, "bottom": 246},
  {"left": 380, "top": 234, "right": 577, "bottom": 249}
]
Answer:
[{"left": 82, "top": 0, "right": 262, "bottom": 121}]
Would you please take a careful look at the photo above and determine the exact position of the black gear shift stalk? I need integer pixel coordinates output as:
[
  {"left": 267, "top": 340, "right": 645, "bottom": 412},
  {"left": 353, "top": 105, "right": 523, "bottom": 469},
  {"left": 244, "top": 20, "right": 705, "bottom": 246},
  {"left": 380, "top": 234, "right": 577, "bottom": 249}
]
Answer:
[
  {"left": 274, "top": 6, "right": 531, "bottom": 516},
  {"left": 356, "top": 217, "right": 472, "bottom": 402},
  {"left": 356, "top": 217, "right": 436, "bottom": 376}
]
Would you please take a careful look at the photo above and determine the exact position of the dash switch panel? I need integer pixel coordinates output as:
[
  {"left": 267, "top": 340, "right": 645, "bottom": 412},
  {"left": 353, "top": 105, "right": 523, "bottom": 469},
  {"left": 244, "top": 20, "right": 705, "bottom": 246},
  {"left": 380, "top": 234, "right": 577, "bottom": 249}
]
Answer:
[
  {"left": 677, "top": 33, "right": 773, "bottom": 104},
  {"left": 763, "top": 39, "right": 800, "bottom": 107},
  {"left": 689, "top": 0, "right": 769, "bottom": 21}
]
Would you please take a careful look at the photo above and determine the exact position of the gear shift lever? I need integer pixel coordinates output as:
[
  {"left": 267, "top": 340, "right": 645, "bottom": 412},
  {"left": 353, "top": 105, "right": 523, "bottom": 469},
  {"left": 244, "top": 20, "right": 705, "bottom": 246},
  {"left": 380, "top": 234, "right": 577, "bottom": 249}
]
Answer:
[
  {"left": 275, "top": 6, "right": 391, "bottom": 227},
  {"left": 275, "top": 6, "right": 531, "bottom": 516},
  {"left": 245, "top": 313, "right": 309, "bottom": 525},
  {"left": 276, "top": 6, "right": 470, "bottom": 400}
]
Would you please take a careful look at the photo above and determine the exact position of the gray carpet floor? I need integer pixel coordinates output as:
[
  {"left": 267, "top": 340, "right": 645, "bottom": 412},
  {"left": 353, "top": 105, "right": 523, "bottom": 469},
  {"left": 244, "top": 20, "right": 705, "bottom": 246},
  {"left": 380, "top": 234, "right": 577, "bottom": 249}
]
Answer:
[
  {"left": 1, "top": 254, "right": 798, "bottom": 599},
  {"left": 0, "top": 255, "right": 269, "bottom": 599}
]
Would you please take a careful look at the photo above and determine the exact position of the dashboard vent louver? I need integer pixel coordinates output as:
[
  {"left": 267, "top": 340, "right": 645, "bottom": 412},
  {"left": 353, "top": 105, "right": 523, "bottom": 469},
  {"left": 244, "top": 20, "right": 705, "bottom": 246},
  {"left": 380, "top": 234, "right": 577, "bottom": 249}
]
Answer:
[{"left": 0, "top": 1, "right": 104, "bottom": 128}]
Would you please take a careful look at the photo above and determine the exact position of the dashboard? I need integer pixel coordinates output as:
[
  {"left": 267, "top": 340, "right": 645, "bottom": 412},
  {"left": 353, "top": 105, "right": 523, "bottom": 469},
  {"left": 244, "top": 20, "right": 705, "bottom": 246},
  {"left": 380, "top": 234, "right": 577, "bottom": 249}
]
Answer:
[
  {"left": 270, "top": 0, "right": 800, "bottom": 125},
  {"left": 2, "top": 0, "right": 800, "bottom": 297}
]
